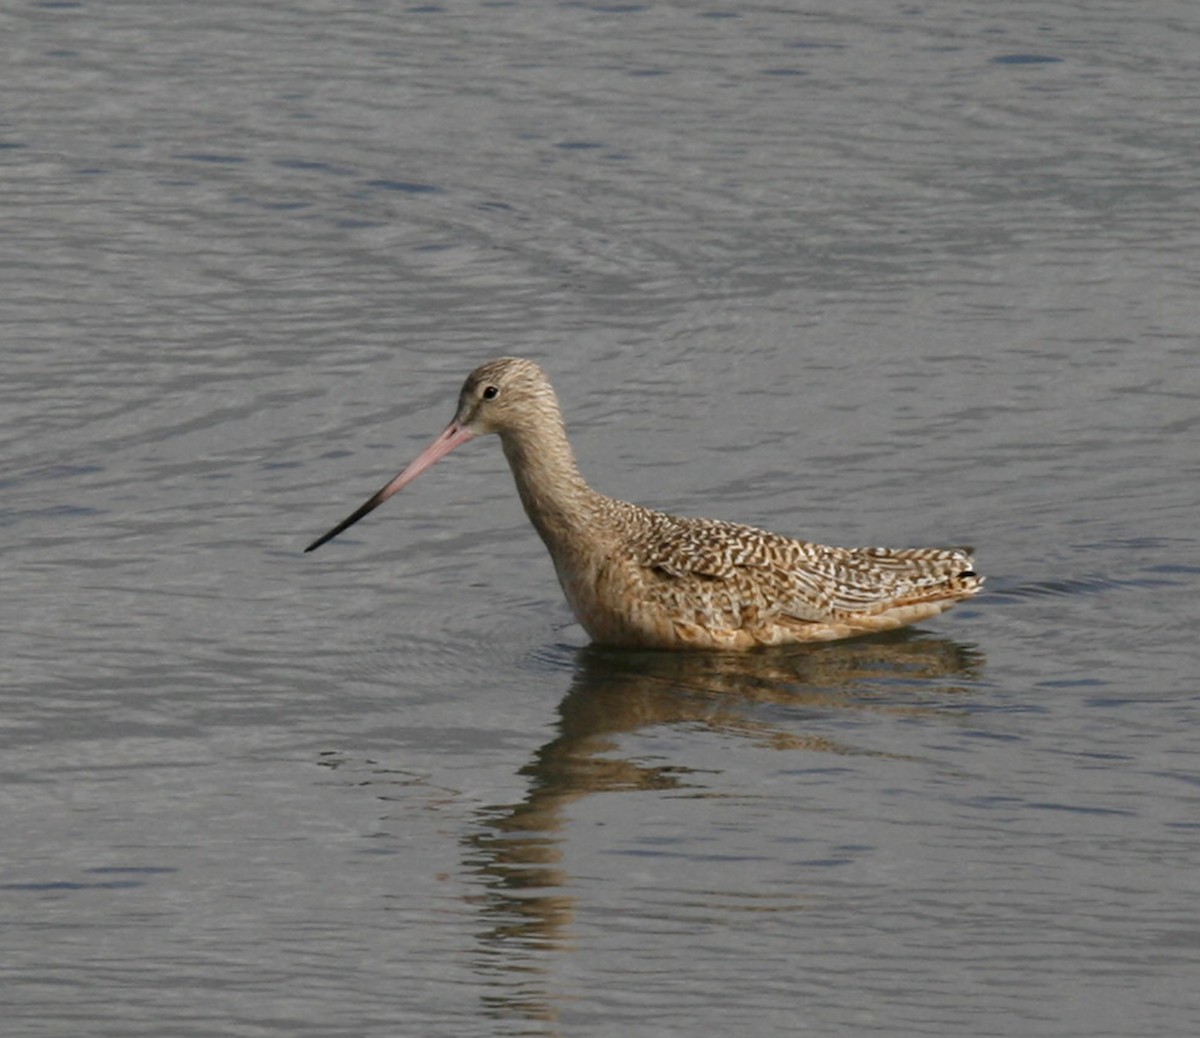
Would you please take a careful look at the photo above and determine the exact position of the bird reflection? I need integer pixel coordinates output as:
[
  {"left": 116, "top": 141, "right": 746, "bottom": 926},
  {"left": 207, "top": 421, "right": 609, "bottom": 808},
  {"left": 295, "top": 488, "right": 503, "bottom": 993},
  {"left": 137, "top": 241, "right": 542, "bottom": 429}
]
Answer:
[{"left": 467, "top": 631, "right": 984, "bottom": 1029}]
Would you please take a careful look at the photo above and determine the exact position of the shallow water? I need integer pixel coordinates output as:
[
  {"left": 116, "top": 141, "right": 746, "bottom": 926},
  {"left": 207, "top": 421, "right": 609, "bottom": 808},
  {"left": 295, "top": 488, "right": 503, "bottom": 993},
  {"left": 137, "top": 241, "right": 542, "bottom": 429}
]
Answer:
[{"left": 4, "top": 1, "right": 1199, "bottom": 1035}]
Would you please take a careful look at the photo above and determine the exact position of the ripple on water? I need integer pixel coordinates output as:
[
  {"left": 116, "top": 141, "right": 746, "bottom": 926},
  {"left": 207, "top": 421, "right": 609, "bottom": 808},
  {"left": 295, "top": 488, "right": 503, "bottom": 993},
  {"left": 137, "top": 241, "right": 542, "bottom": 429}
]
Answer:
[{"left": 989, "top": 571, "right": 1187, "bottom": 601}]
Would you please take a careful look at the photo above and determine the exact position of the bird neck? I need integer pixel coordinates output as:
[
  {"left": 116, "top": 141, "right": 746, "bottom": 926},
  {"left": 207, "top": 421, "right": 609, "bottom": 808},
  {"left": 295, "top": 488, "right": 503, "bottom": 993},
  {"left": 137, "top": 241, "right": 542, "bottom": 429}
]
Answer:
[{"left": 500, "top": 416, "right": 598, "bottom": 553}]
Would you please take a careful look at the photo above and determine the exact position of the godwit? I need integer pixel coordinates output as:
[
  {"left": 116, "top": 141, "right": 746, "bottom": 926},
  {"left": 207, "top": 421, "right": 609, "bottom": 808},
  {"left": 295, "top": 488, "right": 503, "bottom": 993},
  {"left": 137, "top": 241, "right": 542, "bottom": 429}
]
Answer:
[{"left": 306, "top": 358, "right": 982, "bottom": 649}]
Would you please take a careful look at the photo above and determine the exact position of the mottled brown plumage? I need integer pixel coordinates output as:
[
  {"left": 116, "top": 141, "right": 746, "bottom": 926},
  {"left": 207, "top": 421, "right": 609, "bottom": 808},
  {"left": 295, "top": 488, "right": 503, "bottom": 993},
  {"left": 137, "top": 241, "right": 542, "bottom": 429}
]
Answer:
[{"left": 307, "top": 358, "right": 983, "bottom": 649}]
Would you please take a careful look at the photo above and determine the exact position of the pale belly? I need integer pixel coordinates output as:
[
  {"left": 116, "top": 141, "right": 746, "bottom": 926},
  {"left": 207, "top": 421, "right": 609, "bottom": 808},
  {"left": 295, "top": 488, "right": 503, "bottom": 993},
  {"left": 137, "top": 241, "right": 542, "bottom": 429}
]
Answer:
[
  {"left": 554, "top": 553, "right": 778, "bottom": 650},
  {"left": 551, "top": 552, "right": 959, "bottom": 651}
]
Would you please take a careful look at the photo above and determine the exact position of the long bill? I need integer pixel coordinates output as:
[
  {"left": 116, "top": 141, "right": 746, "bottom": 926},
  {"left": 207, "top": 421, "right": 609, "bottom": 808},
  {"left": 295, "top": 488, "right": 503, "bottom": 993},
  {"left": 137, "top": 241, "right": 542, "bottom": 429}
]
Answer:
[{"left": 304, "top": 420, "right": 475, "bottom": 552}]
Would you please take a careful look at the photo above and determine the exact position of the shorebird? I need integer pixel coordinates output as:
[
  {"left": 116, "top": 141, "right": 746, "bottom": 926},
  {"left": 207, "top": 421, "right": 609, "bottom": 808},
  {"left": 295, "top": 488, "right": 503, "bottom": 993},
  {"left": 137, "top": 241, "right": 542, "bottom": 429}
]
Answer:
[{"left": 306, "top": 358, "right": 982, "bottom": 649}]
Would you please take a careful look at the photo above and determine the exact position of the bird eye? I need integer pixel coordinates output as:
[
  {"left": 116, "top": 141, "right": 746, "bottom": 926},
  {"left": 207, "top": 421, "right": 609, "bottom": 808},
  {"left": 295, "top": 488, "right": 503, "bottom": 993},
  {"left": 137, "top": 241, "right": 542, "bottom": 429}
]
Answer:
[{"left": 482, "top": 385, "right": 499, "bottom": 400}]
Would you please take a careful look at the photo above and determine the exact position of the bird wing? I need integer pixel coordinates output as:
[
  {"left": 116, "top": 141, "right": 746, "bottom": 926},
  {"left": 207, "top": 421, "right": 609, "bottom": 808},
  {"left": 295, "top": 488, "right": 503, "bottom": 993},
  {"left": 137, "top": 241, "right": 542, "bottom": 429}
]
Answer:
[
  {"left": 635, "top": 513, "right": 975, "bottom": 622},
  {"left": 640, "top": 516, "right": 764, "bottom": 581}
]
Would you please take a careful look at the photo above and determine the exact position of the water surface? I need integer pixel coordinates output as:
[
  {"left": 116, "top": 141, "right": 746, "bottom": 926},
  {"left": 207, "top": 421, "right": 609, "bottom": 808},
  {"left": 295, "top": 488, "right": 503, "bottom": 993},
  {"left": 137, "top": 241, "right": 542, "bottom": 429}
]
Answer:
[{"left": 3, "top": 2, "right": 1199, "bottom": 1035}]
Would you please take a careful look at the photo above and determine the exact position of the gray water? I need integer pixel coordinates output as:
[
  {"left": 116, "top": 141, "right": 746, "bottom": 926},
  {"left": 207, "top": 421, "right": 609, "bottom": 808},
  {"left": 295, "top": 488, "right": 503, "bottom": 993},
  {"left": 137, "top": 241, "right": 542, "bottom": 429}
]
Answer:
[{"left": 4, "top": 1, "right": 1199, "bottom": 1035}]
